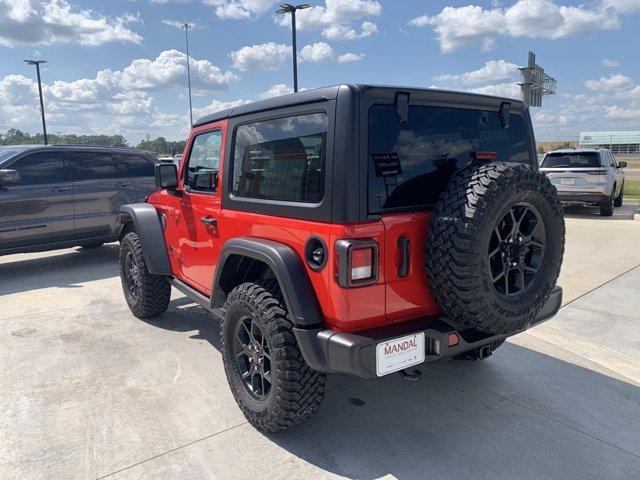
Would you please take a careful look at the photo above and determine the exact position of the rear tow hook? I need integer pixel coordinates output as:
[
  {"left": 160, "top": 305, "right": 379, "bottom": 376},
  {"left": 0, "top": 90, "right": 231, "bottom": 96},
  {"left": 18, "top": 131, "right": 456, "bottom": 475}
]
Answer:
[{"left": 398, "top": 368, "right": 422, "bottom": 381}]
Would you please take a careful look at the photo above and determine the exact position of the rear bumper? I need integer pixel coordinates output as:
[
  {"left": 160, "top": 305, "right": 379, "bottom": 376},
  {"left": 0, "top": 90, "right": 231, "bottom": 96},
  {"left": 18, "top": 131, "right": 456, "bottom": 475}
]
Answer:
[
  {"left": 294, "top": 286, "right": 562, "bottom": 378},
  {"left": 558, "top": 192, "right": 607, "bottom": 204}
]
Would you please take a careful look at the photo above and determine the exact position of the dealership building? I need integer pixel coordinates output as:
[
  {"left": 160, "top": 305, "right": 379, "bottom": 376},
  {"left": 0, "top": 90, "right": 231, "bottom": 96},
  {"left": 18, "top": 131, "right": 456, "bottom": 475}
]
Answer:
[{"left": 579, "top": 131, "right": 640, "bottom": 155}]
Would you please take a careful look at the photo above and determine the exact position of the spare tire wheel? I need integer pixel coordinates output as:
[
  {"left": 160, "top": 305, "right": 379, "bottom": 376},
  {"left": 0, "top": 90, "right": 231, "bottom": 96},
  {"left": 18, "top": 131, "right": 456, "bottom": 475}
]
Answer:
[{"left": 426, "top": 162, "right": 565, "bottom": 335}]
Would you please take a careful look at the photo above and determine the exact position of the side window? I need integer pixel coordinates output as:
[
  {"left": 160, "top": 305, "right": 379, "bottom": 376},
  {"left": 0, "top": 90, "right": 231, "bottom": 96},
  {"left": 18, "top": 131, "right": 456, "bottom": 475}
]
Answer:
[
  {"left": 185, "top": 130, "right": 222, "bottom": 192},
  {"left": 231, "top": 113, "right": 327, "bottom": 203},
  {"left": 73, "top": 152, "right": 117, "bottom": 181},
  {"left": 10, "top": 151, "right": 68, "bottom": 185},
  {"left": 116, "top": 154, "right": 154, "bottom": 178}
]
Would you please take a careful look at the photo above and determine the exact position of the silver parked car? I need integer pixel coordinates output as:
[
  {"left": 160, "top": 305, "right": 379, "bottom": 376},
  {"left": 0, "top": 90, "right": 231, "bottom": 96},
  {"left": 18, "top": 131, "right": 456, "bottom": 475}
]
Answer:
[{"left": 540, "top": 148, "right": 626, "bottom": 216}]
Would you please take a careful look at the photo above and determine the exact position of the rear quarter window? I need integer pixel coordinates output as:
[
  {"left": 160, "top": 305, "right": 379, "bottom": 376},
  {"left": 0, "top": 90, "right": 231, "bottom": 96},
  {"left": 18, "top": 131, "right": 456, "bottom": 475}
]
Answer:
[
  {"left": 231, "top": 113, "right": 327, "bottom": 203},
  {"left": 368, "top": 105, "right": 531, "bottom": 213}
]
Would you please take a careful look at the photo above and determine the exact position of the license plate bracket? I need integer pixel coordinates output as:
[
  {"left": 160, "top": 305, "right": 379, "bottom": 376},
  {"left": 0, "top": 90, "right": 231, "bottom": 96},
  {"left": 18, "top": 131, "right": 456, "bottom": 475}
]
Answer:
[{"left": 376, "top": 333, "right": 425, "bottom": 376}]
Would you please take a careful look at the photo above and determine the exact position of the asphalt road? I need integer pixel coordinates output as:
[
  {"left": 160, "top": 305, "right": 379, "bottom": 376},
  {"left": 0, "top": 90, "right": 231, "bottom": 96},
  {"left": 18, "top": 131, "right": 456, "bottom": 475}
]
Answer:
[{"left": 1, "top": 203, "right": 640, "bottom": 480}]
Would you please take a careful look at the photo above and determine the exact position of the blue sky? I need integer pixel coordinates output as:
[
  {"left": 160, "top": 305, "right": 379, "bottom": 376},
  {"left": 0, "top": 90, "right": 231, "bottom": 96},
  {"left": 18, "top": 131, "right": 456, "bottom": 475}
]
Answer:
[{"left": 1, "top": 0, "right": 639, "bottom": 144}]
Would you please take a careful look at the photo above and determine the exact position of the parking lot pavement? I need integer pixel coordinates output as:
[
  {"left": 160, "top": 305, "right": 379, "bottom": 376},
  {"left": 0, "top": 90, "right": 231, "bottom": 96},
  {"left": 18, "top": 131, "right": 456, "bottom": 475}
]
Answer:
[{"left": 1, "top": 207, "right": 640, "bottom": 480}]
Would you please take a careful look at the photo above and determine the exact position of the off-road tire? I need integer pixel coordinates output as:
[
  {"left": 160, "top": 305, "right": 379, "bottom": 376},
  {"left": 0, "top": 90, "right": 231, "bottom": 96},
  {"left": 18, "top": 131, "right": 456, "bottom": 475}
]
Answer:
[
  {"left": 614, "top": 184, "right": 624, "bottom": 208},
  {"left": 119, "top": 232, "right": 171, "bottom": 318},
  {"left": 600, "top": 191, "right": 615, "bottom": 216},
  {"left": 426, "top": 162, "right": 565, "bottom": 335},
  {"left": 221, "top": 280, "right": 326, "bottom": 432}
]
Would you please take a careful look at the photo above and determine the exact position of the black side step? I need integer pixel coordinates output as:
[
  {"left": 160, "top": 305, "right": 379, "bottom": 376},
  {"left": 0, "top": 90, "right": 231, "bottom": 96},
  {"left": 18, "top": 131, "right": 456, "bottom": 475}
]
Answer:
[{"left": 168, "top": 277, "right": 212, "bottom": 310}]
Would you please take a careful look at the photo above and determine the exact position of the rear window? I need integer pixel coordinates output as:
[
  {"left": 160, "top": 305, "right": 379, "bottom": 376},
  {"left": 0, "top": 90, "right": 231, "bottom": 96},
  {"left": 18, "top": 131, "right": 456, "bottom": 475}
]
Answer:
[
  {"left": 231, "top": 113, "right": 327, "bottom": 203},
  {"left": 368, "top": 105, "right": 531, "bottom": 212},
  {"left": 541, "top": 152, "right": 600, "bottom": 168}
]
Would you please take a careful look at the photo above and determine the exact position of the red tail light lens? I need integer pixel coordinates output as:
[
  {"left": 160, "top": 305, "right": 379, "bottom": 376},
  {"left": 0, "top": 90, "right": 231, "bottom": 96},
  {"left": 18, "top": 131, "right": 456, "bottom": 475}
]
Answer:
[
  {"left": 350, "top": 248, "right": 374, "bottom": 281},
  {"left": 473, "top": 151, "right": 497, "bottom": 160},
  {"left": 335, "top": 239, "right": 378, "bottom": 287}
]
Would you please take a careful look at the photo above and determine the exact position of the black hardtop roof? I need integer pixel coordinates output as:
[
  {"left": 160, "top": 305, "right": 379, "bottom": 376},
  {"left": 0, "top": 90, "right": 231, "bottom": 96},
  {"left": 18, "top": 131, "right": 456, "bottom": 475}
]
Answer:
[
  {"left": 0, "top": 144, "right": 155, "bottom": 156},
  {"left": 193, "top": 84, "right": 525, "bottom": 127}
]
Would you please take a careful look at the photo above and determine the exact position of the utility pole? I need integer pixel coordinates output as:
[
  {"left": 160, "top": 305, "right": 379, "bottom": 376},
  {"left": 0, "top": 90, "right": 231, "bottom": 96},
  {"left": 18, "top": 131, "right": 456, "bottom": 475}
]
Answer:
[
  {"left": 181, "top": 23, "right": 194, "bottom": 126},
  {"left": 23, "top": 59, "right": 48, "bottom": 145},
  {"left": 276, "top": 4, "right": 311, "bottom": 92}
]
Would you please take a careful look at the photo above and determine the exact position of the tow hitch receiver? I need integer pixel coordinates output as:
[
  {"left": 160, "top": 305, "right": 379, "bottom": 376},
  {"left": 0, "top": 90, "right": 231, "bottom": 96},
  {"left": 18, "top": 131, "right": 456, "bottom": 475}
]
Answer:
[{"left": 399, "top": 368, "right": 422, "bottom": 381}]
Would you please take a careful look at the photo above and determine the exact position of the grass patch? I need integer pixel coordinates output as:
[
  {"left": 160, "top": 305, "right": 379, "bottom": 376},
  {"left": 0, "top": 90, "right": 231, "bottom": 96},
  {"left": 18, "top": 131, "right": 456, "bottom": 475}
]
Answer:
[{"left": 624, "top": 179, "right": 640, "bottom": 198}]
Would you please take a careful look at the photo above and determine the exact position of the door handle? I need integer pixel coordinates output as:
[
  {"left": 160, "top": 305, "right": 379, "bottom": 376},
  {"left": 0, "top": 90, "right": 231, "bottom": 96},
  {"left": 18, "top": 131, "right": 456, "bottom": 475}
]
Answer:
[
  {"left": 50, "top": 186, "right": 69, "bottom": 192},
  {"left": 116, "top": 182, "right": 130, "bottom": 189},
  {"left": 200, "top": 216, "right": 218, "bottom": 228},
  {"left": 397, "top": 236, "right": 410, "bottom": 278}
]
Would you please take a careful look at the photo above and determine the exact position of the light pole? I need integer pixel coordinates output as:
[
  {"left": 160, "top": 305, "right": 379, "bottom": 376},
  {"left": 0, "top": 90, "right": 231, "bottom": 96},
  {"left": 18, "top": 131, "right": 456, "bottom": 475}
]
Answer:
[
  {"left": 181, "top": 23, "right": 194, "bottom": 126},
  {"left": 276, "top": 3, "right": 310, "bottom": 92},
  {"left": 23, "top": 59, "right": 48, "bottom": 145}
]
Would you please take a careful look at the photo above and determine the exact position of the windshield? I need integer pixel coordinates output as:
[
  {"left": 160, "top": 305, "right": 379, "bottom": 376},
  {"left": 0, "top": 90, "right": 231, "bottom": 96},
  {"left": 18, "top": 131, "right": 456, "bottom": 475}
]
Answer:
[
  {"left": 0, "top": 149, "right": 19, "bottom": 165},
  {"left": 541, "top": 152, "right": 600, "bottom": 168},
  {"left": 368, "top": 105, "right": 531, "bottom": 212}
]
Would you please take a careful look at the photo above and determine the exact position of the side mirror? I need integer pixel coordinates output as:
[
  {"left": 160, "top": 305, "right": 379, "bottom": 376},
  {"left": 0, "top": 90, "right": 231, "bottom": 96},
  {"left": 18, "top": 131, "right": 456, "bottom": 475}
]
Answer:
[
  {"left": 618, "top": 161, "right": 627, "bottom": 168},
  {"left": 0, "top": 169, "right": 21, "bottom": 186},
  {"left": 155, "top": 163, "right": 178, "bottom": 189}
]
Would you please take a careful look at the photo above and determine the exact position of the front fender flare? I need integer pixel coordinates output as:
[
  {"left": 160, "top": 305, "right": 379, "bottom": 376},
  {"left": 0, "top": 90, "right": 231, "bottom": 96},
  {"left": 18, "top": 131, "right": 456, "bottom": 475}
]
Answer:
[
  {"left": 119, "top": 203, "right": 172, "bottom": 275},
  {"left": 212, "top": 237, "right": 323, "bottom": 328}
]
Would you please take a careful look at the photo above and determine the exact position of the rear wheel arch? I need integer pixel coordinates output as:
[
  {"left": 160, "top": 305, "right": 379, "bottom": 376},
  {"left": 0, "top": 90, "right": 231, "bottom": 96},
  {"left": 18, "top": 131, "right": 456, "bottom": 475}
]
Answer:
[{"left": 212, "top": 238, "right": 323, "bottom": 328}]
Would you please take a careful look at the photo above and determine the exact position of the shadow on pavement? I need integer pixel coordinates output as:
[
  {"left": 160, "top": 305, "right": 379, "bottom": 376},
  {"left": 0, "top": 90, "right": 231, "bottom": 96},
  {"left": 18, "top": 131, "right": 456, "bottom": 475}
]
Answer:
[
  {"left": 562, "top": 202, "right": 637, "bottom": 220},
  {"left": 0, "top": 244, "right": 119, "bottom": 296},
  {"left": 142, "top": 298, "right": 640, "bottom": 479}
]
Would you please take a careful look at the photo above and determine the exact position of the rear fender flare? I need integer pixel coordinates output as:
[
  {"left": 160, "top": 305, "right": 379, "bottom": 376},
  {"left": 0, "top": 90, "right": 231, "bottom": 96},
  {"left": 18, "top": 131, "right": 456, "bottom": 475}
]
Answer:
[
  {"left": 119, "top": 203, "right": 172, "bottom": 275},
  {"left": 212, "top": 237, "right": 323, "bottom": 328}
]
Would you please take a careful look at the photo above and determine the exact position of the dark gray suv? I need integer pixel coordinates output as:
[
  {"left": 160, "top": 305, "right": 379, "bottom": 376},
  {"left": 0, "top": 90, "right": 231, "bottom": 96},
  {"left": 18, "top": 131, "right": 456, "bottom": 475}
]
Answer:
[{"left": 0, "top": 145, "right": 158, "bottom": 255}]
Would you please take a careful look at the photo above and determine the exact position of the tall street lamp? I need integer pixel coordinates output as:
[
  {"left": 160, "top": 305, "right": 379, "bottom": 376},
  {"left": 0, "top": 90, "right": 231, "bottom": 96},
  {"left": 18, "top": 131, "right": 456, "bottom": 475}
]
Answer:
[
  {"left": 23, "top": 59, "right": 48, "bottom": 145},
  {"left": 276, "top": 3, "right": 310, "bottom": 93},
  {"left": 181, "top": 23, "right": 194, "bottom": 126}
]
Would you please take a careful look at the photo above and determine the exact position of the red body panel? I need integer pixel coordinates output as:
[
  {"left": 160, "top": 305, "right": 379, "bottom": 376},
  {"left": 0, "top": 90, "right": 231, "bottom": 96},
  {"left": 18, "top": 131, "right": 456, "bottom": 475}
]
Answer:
[{"left": 148, "top": 120, "right": 440, "bottom": 333}]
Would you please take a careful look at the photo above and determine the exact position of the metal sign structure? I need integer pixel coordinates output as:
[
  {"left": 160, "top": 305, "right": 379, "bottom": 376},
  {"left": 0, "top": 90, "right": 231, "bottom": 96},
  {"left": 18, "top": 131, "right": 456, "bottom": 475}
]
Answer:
[{"left": 518, "top": 51, "right": 557, "bottom": 107}]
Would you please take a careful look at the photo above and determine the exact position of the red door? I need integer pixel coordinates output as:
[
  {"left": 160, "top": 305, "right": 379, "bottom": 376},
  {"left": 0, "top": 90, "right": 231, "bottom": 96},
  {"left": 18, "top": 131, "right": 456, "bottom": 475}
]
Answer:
[{"left": 173, "top": 122, "right": 226, "bottom": 294}]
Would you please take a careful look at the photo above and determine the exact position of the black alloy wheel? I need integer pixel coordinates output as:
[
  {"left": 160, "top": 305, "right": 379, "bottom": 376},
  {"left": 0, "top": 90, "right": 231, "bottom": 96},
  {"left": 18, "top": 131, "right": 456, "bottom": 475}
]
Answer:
[
  {"left": 233, "top": 315, "right": 272, "bottom": 399},
  {"left": 488, "top": 203, "right": 546, "bottom": 297},
  {"left": 124, "top": 251, "right": 142, "bottom": 301}
]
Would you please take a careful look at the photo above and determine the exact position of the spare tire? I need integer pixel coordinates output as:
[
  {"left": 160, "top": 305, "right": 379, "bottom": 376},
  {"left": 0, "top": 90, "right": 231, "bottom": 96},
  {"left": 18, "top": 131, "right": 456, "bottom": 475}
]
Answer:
[{"left": 426, "top": 162, "right": 564, "bottom": 335}]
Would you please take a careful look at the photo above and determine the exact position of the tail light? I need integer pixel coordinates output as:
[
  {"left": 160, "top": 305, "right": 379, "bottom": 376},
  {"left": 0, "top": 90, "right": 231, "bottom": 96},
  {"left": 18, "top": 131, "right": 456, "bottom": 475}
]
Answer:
[
  {"left": 335, "top": 239, "right": 378, "bottom": 287},
  {"left": 473, "top": 151, "right": 497, "bottom": 161}
]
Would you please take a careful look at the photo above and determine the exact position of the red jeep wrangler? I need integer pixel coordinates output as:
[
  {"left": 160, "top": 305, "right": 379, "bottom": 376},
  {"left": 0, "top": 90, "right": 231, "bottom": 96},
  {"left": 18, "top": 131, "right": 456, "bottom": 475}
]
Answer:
[{"left": 119, "top": 85, "right": 564, "bottom": 432}]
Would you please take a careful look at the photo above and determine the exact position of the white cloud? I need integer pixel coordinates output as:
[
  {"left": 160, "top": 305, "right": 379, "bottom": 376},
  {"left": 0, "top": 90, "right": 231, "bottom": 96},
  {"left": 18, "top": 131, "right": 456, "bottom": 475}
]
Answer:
[
  {"left": 322, "top": 21, "right": 378, "bottom": 40},
  {"left": 585, "top": 73, "right": 634, "bottom": 92},
  {"left": 433, "top": 60, "right": 522, "bottom": 100},
  {"left": 435, "top": 60, "right": 519, "bottom": 87},
  {"left": 230, "top": 42, "right": 291, "bottom": 71},
  {"left": 603, "top": 0, "right": 640, "bottom": 13},
  {"left": 299, "top": 42, "right": 364, "bottom": 64},
  {"left": 409, "top": 0, "right": 621, "bottom": 53},
  {"left": 299, "top": 42, "right": 336, "bottom": 63},
  {"left": 259, "top": 84, "right": 293, "bottom": 99},
  {"left": 604, "top": 105, "right": 640, "bottom": 119},
  {"left": 601, "top": 58, "right": 621, "bottom": 67},
  {"left": 117, "top": 50, "right": 236, "bottom": 91},
  {"left": 277, "top": 0, "right": 380, "bottom": 44},
  {"left": 0, "top": 50, "right": 240, "bottom": 142},
  {"left": 162, "top": 20, "right": 197, "bottom": 29},
  {"left": 192, "top": 98, "right": 253, "bottom": 120},
  {"left": 0, "top": 0, "right": 142, "bottom": 46},
  {"left": 203, "top": 0, "right": 276, "bottom": 20},
  {"left": 337, "top": 52, "right": 365, "bottom": 63}
]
